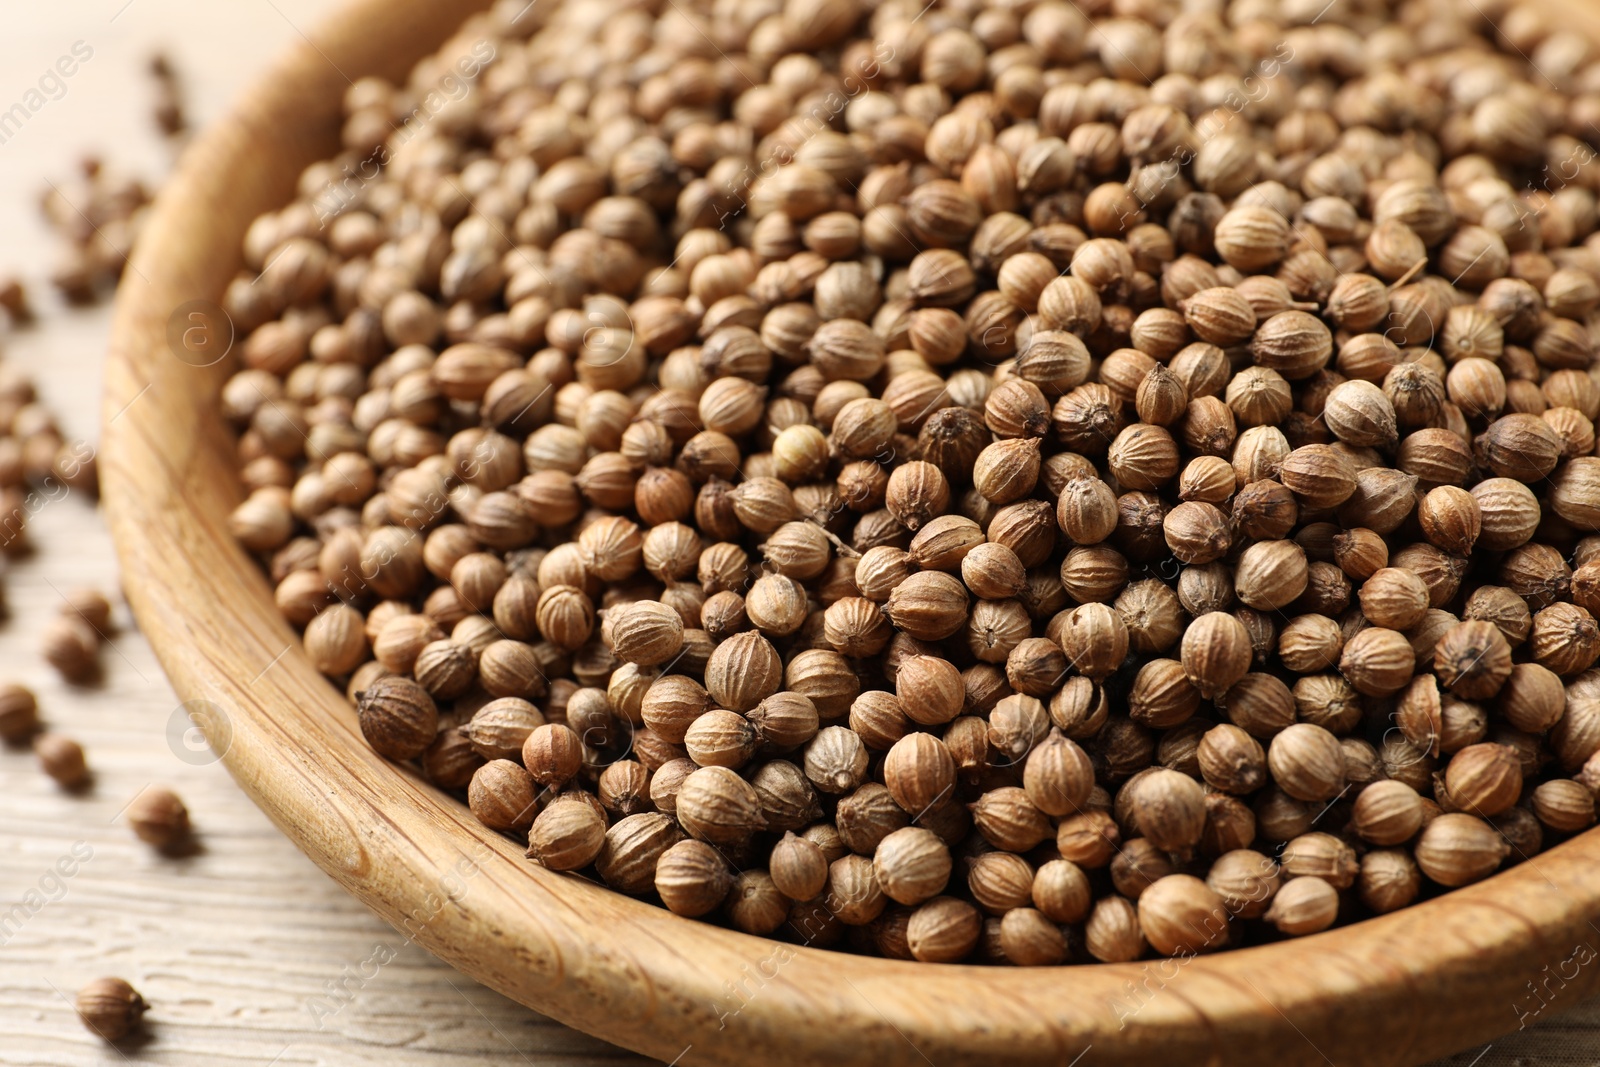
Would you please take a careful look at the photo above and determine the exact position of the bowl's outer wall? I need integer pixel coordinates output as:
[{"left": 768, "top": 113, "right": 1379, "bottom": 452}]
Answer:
[{"left": 102, "top": 0, "right": 1600, "bottom": 1064}]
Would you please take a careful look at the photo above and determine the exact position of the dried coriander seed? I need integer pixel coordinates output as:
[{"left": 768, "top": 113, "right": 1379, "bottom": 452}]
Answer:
[
  {"left": 355, "top": 676, "right": 438, "bottom": 761},
  {"left": 76, "top": 977, "right": 147, "bottom": 1042},
  {"left": 42, "top": 615, "right": 101, "bottom": 682},
  {"left": 0, "top": 682, "right": 39, "bottom": 743},
  {"left": 214, "top": 0, "right": 1600, "bottom": 970},
  {"left": 1414, "top": 813, "right": 1511, "bottom": 887},
  {"left": 527, "top": 797, "right": 607, "bottom": 871},
  {"left": 126, "top": 787, "right": 191, "bottom": 851},
  {"left": 655, "top": 839, "right": 734, "bottom": 917},
  {"left": 1138, "top": 874, "right": 1230, "bottom": 956},
  {"left": 35, "top": 733, "right": 88, "bottom": 788},
  {"left": 1263, "top": 876, "right": 1339, "bottom": 937}
]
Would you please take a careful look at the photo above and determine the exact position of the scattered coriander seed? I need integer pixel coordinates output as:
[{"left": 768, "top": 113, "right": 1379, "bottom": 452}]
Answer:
[
  {"left": 60, "top": 587, "right": 114, "bottom": 633},
  {"left": 76, "top": 977, "right": 147, "bottom": 1042},
  {"left": 42, "top": 615, "right": 101, "bottom": 683},
  {"left": 126, "top": 787, "right": 191, "bottom": 851},
  {"left": 35, "top": 733, "right": 88, "bottom": 788},
  {"left": 0, "top": 682, "right": 39, "bottom": 743}
]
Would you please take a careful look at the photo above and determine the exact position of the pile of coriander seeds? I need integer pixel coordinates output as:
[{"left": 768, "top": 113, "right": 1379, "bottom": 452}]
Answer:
[{"left": 223, "top": 0, "right": 1600, "bottom": 964}]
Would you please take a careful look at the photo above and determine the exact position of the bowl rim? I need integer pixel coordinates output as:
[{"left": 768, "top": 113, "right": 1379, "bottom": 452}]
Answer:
[{"left": 101, "top": 0, "right": 1600, "bottom": 1064}]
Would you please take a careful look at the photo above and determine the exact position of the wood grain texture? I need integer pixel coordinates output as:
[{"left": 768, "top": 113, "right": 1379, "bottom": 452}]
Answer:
[{"left": 0, "top": 0, "right": 1575, "bottom": 1065}]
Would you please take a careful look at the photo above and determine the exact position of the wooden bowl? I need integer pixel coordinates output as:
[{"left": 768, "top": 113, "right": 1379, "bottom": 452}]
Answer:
[{"left": 102, "top": 1, "right": 1600, "bottom": 1063}]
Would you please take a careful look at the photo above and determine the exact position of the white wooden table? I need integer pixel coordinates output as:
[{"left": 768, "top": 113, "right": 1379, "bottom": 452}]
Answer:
[{"left": 0, "top": 2, "right": 1592, "bottom": 1064}]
